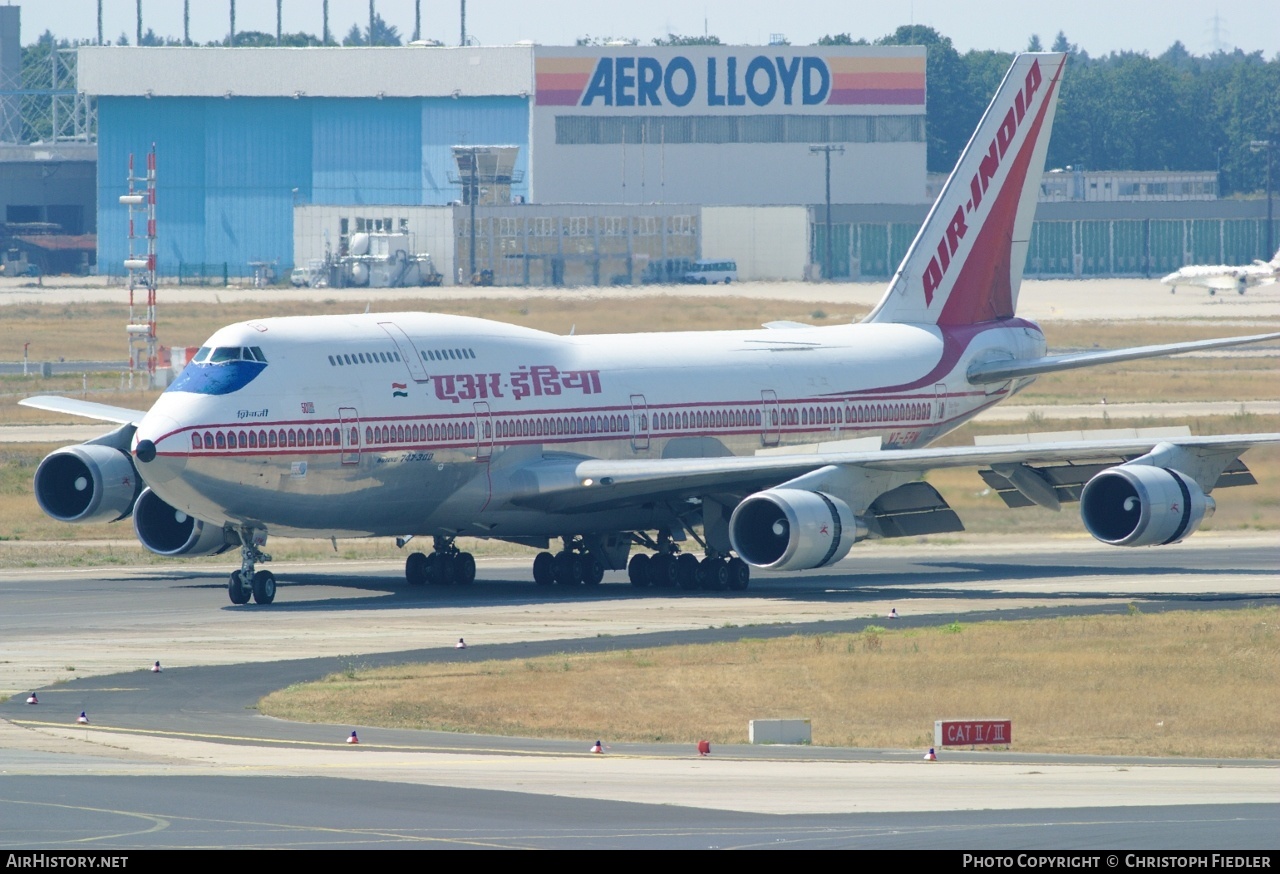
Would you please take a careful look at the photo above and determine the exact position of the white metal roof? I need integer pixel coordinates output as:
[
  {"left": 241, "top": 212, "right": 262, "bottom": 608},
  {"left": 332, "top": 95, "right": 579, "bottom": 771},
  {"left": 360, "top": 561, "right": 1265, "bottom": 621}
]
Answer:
[{"left": 77, "top": 46, "right": 535, "bottom": 98}]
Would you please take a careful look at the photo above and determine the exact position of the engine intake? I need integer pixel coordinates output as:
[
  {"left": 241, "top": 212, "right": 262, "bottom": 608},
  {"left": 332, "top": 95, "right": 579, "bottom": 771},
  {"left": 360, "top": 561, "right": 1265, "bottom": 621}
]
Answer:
[
  {"left": 1080, "top": 465, "right": 1214, "bottom": 547},
  {"left": 33, "top": 444, "right": 139, "bottom": 523},
  {"left": 729, "top": 488, "right": 859, "bottom": 571},
  {"left": 132, "top": 487, "right": 238, "bottom": 557}
]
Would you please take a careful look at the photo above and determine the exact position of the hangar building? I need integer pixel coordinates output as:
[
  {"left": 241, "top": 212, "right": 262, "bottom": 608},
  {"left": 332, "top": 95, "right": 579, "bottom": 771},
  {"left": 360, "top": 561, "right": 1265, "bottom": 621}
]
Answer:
[{"left": 78, "top": 44, "right": 927, "bottom": 283}]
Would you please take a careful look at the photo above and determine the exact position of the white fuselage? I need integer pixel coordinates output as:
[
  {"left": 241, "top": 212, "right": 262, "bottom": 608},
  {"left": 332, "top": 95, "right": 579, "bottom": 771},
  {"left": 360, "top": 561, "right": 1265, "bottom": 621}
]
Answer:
[
  {"left": 1160, "top": 261, "right": 1279, "bottom": 292},
  {"left": 133, "top": 312, "right": 1046, "bottom": 539}
]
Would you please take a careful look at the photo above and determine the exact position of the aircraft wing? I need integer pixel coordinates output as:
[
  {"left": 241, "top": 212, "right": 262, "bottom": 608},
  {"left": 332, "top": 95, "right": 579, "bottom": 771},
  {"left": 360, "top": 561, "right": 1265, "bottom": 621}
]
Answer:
[
  {"left": 506, "top": 433, "right": 1280, "bottom": 514},
  {"left": 966, "top": 331, "right": 1280, "bottom": 383},
  {"left": 19, "top": 396, "right": 146, "bottom": 425}
]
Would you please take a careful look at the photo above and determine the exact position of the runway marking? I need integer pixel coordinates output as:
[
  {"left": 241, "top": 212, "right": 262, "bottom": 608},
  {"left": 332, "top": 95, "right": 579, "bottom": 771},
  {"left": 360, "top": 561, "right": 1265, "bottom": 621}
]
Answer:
[
  {"left": 0, "top": 798, "right": 170, "bottom": 843},
  {"left": 0, "top": 798, "right": 529, "bottom": 849}
]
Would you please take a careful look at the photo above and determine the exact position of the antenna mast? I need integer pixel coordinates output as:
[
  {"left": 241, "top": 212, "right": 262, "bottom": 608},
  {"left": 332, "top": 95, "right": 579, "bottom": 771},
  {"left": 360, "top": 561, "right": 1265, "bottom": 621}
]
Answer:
[{"left": 121, "top": 144, "right": 159, "bottom": 388}]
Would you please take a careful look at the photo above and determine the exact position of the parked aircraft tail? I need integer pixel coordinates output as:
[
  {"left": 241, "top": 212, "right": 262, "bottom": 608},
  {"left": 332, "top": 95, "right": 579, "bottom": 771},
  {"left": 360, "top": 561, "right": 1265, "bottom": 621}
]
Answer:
[{"left": 865, "top": 53, "right": 1067, "bottom": 327}]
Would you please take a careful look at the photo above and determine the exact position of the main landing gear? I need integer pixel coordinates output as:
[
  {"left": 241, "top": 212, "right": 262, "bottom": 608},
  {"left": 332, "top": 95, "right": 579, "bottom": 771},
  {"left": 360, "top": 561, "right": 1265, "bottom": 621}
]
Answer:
[
  {"left": 624, "top": 530, "right": 750, "bottom": 594},
  {"left": 228, "top": 530, "right": 275, "bottom": 606},
  {"left": 531, "top": 536, "right": 606, "bottom": 587},
  {"left": 405, "top": 536, "right": 477, "bottom": 587},
  {"left": 627, "top": 550, "right": 750, "bottom": 593}
]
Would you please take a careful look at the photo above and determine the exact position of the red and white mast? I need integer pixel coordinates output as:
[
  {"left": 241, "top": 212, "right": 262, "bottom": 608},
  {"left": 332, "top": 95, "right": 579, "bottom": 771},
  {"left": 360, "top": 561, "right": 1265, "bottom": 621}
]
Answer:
[{"left": 121, "top": 145, "right": 158, "bottom": 387}]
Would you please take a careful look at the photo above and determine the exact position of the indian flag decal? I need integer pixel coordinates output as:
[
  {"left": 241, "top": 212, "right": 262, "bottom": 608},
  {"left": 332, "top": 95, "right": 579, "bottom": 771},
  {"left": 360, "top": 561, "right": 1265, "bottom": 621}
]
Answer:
[{"left": 392, "top": 382, "right": 408, "bottom": 398}]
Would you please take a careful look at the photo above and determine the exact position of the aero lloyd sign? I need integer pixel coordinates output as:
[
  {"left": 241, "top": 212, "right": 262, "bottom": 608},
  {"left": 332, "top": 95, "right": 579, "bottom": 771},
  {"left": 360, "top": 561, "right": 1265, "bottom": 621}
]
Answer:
[{"left": 535, "top": 47, "right": 925, "bottom": 111}]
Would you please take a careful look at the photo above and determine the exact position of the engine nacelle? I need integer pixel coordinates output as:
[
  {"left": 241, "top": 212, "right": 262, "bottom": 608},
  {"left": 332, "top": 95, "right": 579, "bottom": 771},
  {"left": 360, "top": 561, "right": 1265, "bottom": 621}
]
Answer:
[
  {"left": 33, "top": 444, "right": 140, "bottom": 523},
  {"left": 728, "top": 488, "right": 860, "bottom": 571},
  {"left": 1080, "top": 465, "right": 1214, "bottom": 547},
  {"left": 132, "top": 487, "right": 238, "bottom": 557}
]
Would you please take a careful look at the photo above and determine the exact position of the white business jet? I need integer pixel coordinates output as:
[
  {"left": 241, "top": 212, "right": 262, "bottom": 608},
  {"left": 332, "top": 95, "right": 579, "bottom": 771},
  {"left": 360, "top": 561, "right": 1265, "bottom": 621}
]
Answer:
[
  {"left": 23, "top": 53, "right": 1280, "bottom": 606},
  {"left": 1160, "top": 249, "right": 1280, "bottom": 295}
]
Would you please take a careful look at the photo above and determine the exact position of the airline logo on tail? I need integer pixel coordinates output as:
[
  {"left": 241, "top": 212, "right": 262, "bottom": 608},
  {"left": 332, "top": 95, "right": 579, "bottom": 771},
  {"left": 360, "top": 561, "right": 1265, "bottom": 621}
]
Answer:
[
  {"left": 867, "top": 53, "right": 1065, "bottom": 328},
  {"left": 922, "top": 60, "right": 1044, "bottom": 306}
]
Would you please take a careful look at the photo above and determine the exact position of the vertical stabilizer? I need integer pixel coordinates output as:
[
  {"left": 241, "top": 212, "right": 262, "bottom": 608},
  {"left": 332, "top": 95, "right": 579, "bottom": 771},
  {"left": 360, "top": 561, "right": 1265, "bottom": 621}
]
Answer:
[{"left": 866, "top": 53, "right": 1066, "bottom": 326}]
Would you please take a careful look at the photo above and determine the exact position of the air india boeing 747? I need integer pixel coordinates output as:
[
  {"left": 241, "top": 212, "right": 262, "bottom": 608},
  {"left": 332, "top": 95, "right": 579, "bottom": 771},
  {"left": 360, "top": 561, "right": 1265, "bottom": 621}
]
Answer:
[{"left": 23, "top": 53, "right": 1280, "bottom": 606}]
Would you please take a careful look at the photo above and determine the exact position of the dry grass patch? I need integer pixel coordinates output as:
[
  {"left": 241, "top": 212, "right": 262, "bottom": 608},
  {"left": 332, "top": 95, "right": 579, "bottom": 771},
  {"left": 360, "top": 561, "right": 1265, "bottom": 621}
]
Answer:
[{"left": 261, "top": 608, "right": 1280, "bottom": 758}]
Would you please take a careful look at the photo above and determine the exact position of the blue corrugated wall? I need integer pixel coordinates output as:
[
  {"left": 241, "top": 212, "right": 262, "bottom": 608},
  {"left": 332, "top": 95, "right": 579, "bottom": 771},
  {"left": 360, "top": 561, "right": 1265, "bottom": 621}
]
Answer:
[{"left": 98, "top": 96, "right": 529, "bottom": 276}]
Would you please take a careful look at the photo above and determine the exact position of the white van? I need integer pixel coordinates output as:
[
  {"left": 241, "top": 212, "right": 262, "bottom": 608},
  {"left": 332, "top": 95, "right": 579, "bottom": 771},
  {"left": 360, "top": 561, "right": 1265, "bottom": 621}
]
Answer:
[{"left": 682, "top": 259, "right": 737, "bottom": 284}]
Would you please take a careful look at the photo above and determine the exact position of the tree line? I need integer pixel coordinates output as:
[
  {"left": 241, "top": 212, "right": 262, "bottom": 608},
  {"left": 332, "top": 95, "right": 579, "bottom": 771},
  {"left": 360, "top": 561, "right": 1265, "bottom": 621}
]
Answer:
[
  {"left": 20, "top": 24, "right": 1280, "bottom": 195},
  {"left": 830, "top": 26, "right": 1280, "bottom": 195}
]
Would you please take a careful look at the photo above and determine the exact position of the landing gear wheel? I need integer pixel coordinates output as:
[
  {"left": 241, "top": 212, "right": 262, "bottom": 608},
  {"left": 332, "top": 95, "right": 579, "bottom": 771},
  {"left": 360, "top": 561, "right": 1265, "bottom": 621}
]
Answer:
[
  {"left": 230, "top": 530, "right": 273, "bottom": 606},
  {"left": 700, "top": 557, "right": 729, "bottom": 591},
  {"left": 553, "top": 550, "right": 582, "bottom": 586},
  {"left": 251, "top": 570, "right": 276, "bottom": 605},
  {"left": 406, "top": 552, "right": 428, "bottom": 586},
  {"left": 424, "top": 553, "right": 442, "bottom": 585},
  {"left": 454, "top": 553, "right": 476, "bottom": 586},
  {"left": 727, "top": 557, "right": 750, "bottom": 591},
  {"left": 628, "top": 553, "right": 650, "bottom": 587},
  {"left": 582, "top": 554, "right": 605, "bottom": 586},
  {"left": 533, "top": 551, "right": 555, "bottom": 586},
  {"left": 676, "top": 553, "right": 700, "bottom": 590},
  {"left": 648, "top": 553, "right": 677, "bottom": 589},
  {"left": 228, "top": 570, "right": 251, "bottom": 605}
]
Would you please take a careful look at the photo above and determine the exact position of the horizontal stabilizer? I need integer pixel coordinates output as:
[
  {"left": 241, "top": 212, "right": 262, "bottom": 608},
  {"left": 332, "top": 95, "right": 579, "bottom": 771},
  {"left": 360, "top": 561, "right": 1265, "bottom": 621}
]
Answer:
[{"left": 967, "top": 331, "right": 1280, "bottom": 383}]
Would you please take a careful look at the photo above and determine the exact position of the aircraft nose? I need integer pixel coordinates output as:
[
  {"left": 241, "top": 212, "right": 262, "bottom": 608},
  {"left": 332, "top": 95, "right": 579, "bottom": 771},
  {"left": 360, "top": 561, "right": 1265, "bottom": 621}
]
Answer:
[
  {"left": 132, "top": 413, "right": 184, "bottom": 483},
  {"left": 135, "top": 439, "right": 157, "bottom": 463}
]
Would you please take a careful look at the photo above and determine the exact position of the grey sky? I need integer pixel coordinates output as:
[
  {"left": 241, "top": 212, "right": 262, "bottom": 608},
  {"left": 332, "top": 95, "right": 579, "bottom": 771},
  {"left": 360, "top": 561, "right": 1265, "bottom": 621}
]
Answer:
[{"left": 13, "top": 1, "right": 1279, "bottom": 57}]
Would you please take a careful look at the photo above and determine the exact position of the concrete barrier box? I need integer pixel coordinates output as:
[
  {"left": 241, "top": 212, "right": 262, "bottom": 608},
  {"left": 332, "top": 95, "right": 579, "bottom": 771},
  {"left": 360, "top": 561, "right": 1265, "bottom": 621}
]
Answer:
[{"left": 749, "top": 718, "right": 812, "bottom": 744}]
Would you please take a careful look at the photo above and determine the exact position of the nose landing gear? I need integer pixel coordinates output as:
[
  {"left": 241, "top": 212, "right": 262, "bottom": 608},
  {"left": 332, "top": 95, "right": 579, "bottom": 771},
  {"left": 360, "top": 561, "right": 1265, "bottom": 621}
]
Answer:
[{"left": 229, "top": 530, "right": 274, "bottom": 605}]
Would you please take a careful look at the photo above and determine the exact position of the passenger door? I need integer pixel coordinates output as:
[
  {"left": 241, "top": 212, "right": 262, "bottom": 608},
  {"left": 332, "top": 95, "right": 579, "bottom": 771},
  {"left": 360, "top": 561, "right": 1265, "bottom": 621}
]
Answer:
[{"left": 339, "top": 407, "right": 360, "bottom": 465}]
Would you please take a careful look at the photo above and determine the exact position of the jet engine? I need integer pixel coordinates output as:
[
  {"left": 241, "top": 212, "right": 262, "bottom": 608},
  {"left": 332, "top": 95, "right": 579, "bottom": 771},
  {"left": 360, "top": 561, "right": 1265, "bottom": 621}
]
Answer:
[
  {"left": 33, "top": 444, "right": 140, "bottom": 524},
  {"left": 728, "top": 488, "right": 861, "bottom": 571},
  {"left": 1080, "top": 464, "right": 1214, "bottom": 547},
  {"left": 132, "top": 487, "right": 238, "bottom": 557}
]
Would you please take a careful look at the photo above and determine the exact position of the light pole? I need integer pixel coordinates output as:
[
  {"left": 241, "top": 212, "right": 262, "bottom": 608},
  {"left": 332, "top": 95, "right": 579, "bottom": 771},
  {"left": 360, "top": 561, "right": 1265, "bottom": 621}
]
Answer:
[
  {"left": 1251, "top": 138, "right": 1276, "bottom": 257},
  {"left": 809, "top": 144, "right": 844, "bottom": 281}
]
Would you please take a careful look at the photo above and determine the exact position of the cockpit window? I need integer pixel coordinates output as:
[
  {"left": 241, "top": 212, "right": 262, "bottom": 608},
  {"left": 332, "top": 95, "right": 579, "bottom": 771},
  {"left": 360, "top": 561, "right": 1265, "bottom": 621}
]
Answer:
[{"left": 168, "top": 345, "right": 268, "bottom": 395}]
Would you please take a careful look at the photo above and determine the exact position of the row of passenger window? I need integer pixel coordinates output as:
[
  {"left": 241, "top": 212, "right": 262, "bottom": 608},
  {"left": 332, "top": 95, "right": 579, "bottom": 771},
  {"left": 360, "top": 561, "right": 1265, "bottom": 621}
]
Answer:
[
  {"left": 781, "top": 401, "right": 934, "bottom": 427},
  {"left": 494, "top": 414, "right": 631, "bottom": 439},
  {"left": 188, "top": 399, "right": 936, "bottom": 453},
  {"left": 192, "top": 427, "right": 349, "bottom": 450},
  {"left": 421, "top": 347, "right": 476, "bottom": 362},
  {"left": 654, "top": 408, "right": 761, "bottom": 431},
  {"left": 650, "top": 400, "right": 932, "bottom": 432},
  {"left": 329, "top": 351, "right": 401, "bottom": 367},
  {"left": 325, "top": 347, "right": 478, "bottom": 367}
]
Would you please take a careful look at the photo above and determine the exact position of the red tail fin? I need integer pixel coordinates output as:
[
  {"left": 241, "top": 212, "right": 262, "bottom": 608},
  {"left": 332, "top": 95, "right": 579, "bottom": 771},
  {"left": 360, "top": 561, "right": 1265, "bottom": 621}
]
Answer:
[{"left": 866, "top": 53, "right": 1066, "bottom": 326}]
